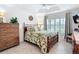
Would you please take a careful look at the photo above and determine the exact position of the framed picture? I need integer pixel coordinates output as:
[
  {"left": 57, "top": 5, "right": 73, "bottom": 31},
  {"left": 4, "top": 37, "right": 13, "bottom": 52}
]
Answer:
[{"left": 28, "top": 16, "right": 33, "bottom": 21}]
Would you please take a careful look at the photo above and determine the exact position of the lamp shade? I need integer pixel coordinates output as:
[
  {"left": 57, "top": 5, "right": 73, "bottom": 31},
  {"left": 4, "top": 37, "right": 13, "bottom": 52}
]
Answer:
[{"left": 0, "top": 11, "right": 5, "bottom": 16}]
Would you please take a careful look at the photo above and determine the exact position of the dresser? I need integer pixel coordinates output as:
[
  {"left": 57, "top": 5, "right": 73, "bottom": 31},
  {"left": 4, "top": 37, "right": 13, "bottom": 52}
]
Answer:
[
  {"left": 73, "top": 31, "right": 79, "bottom": 54},
  {"left": 0, "top": 23, "right": 19, "bottom": 51}
]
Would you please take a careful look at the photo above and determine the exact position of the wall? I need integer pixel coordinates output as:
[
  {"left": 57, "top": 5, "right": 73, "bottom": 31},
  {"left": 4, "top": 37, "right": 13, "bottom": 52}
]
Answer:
[
  {"left": 47, "top": 11, "right": 65, "bottom": 19},
  {"left": 46, "top": 9, "right": 79, "bottom": 33},
  {"left": 4, "top": 9, "right": 45, "bottom": 42},
  {"left": 70, "top": 9, "right": 79, "bottom": 31}
]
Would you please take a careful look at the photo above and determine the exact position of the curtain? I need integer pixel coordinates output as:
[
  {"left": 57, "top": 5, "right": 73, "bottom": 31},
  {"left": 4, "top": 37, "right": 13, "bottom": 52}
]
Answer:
[
  {"left": 65, "top": 12, "right": 72, "bottom": 37},
  {"left": 44, "top": 15, "right": 47, "bottom": 30}
]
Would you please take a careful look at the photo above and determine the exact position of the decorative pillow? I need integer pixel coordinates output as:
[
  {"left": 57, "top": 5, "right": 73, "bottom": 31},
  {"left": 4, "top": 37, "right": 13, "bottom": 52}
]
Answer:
[
  {"left": 34, "top": 26, "right": 40, "bottom": 31},
  {"left": 0, "top": 18, "right": 3, "bottom": 23},
  {"left": 27, "top": 26, "right": 35, "bottom": 32},
  {"left": 26, "top": 25, "right": 42, "bottom": 32}
]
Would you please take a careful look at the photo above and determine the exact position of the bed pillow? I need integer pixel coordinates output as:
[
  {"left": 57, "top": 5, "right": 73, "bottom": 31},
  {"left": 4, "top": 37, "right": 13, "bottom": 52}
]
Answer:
[
  {"left": 27, "top": 26, "right": 35, "bottom": 32},
  {"left": 34, "top": 26, "right": 40, "bottom": 31}
]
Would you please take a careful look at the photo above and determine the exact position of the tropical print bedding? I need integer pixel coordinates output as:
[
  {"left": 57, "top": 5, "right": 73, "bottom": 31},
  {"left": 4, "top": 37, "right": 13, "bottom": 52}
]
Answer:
[{"left": 24, "top": 26, "right": 57, "bottom": 53}]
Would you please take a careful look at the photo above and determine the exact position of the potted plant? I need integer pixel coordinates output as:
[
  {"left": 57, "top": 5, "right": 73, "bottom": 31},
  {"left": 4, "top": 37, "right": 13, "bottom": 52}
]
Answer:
[{"left": 10, "top": 17, "right": 18, "bottom": 23}]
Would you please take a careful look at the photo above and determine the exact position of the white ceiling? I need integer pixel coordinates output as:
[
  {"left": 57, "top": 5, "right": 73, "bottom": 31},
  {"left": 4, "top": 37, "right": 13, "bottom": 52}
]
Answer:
[{"left": 0, "top": 4, "right": 79, "bottom": 14}]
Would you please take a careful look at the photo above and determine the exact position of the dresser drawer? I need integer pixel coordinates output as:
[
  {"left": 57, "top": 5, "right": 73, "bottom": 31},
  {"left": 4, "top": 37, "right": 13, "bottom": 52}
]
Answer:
[
  {"left": 0, "top": 39, "right": 8, "bottom": 51},
  {"left": 0, "top": 23, "right": 19, "bottom": 51}
]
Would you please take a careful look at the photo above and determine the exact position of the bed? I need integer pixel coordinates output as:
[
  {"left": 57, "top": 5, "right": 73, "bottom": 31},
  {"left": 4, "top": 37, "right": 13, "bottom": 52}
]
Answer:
[{"left": 24, "top": 26, "right": 58, "bottom": 53}]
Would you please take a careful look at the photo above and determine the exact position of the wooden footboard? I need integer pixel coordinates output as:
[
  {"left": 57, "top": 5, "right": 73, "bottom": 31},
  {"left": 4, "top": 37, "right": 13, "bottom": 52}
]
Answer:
[{"left": 47, "top": 33, "right": 59, "bottom": 52}]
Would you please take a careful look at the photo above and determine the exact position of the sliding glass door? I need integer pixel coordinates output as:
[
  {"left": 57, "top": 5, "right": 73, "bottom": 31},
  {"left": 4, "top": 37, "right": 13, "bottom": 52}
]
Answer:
[{"left": 47, "top": 18, "right": 65, "bottom": 35}]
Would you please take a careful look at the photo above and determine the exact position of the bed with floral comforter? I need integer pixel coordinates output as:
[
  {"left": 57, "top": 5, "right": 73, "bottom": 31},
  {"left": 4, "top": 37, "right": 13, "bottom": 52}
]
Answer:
[{"left": 24, "top": 26, "right": 58, "bottom": 53}]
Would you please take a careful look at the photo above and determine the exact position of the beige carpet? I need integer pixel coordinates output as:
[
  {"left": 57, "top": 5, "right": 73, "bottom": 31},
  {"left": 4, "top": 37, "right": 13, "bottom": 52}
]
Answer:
[{"left": 0, "top": 36, "right": 72, "bottom": 54}]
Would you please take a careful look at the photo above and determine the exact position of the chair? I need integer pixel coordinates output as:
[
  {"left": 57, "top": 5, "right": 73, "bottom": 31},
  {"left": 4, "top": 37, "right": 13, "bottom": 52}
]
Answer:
[{"left": 65, "top": 33, "right": 72, "bottom": 43}]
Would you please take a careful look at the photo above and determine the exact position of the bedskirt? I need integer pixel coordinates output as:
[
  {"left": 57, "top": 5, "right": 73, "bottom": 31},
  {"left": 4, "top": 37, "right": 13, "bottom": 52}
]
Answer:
[{"left": 24, "top": 32, "right": 58, "bottom": 53}]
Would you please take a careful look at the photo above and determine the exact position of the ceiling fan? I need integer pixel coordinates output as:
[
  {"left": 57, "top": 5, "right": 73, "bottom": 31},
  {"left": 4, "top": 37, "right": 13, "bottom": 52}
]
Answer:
[{"left": 42, "top": 4, "right": 56, "bottom": 9}]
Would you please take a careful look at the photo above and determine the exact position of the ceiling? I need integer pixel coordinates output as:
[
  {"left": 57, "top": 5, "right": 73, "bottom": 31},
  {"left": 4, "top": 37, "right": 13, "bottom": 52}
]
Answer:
[{"left": 0, "top": 4, "right": 79, "bottom": 14}]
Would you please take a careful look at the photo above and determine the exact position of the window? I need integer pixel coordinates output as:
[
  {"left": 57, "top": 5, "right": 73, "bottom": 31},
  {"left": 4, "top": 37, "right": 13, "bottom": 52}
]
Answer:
[{"left": 47, "top": 18, "right": 65, "bottom": 35}]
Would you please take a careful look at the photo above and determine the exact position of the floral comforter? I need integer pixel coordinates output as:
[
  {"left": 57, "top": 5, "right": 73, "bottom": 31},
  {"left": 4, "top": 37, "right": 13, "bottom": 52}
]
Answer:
[{"left": 25, "top": 30, "right": 57, "bottom": 53}]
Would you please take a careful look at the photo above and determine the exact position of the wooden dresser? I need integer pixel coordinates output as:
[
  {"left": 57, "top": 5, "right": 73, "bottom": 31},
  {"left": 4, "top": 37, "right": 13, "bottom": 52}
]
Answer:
[{"left": 0, "top": 23, "right": 19, "bottom": 51}]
